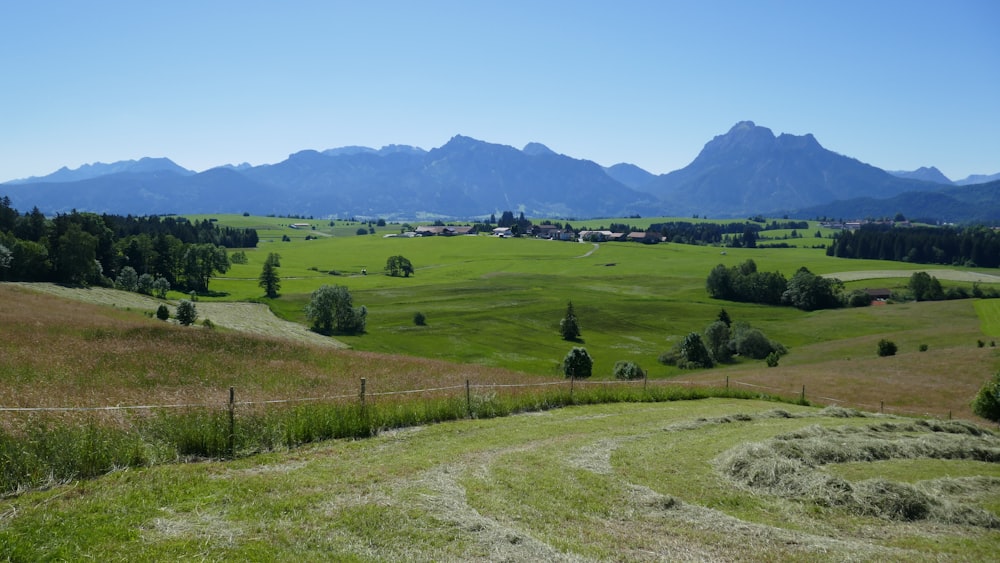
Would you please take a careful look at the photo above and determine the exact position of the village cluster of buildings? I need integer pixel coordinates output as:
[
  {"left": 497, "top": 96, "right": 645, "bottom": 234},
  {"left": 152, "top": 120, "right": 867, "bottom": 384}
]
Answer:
[
  {"left": 818, "top": 219, "right": 913, "bottom": 230},
  {"left": 399, "top": 224, "right": 666, "bottom": 243}
]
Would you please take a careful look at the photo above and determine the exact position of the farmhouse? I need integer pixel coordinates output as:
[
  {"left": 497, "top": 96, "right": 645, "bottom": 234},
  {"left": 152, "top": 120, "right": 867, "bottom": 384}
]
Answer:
[
  {"left": 492, "top": 227, "right": 513, "bottom": 237},
  {"left": 289, "top": 223, "right": 311, "bottom": 229},
  {"left": 578, "top": 230, "right": 614, "bottom": 242},
  {"left": 864, "top": 288, "right": 892, "bottom": 303},
  {"left": 415, "top": 226, "right": 475, "bottom": 236},
  {"left": 532, "top": 224, "right": 560, "bottom": 239},
  {"left": 626, "top": 231, "right": 662, "bottom": 244}
]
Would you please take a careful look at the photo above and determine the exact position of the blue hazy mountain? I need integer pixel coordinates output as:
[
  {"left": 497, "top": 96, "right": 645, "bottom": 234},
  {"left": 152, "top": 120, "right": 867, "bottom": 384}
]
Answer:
[
  {"left": 3, "top": 124, "right": 998, "bottom": 221},
  {"left": 888, "top": 166, "right": 953, "bottom": 185},
  {"left": 640, "top": 121, "right": 951, "bottom": 217}
]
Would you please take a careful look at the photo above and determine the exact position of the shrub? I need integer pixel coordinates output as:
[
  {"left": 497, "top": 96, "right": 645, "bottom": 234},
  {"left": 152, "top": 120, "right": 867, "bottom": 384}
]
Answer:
[
  {"left": 732, "top": 325, "right": 785, "bottom": 360},
  {"left": 977, "top": 340, "right": 985, "bottom": 348},
  {"left": 971, "top": 371, "right": 1000, "bottom": 422},
  {"left": 613, "top": 360, "right": 645, "bottom": 380},
  {"left": 919, "top": 344, "right": 928, "bottom": 352},
  {"left": 766, "top": 352, "right": 780, "bottom": 367},
  {"left": 155, "top": 304, "right": 170, "bottom": 321},
  {"left": 413, "top": 311, "right": 426, "bottom": 326},
  {"left": 877, "top": 338, "right": 897, "bottom": 357},
  {"left": 202, "top": 318, "right": 215, "bottom": 329},
  {"left": 176, "top": 300, "right": 198, "bottom": 326},
  {"left": 563, "top": 347, "right": 593, "bottom": 378},
  {"left": 845, "top": 289, "right": 872, "bottom": 307}
]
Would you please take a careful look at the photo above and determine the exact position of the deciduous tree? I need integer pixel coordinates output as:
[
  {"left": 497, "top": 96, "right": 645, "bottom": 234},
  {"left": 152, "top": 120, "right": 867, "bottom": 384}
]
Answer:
[
  {"left": 306, "top": 285, "right": 367, "bottom": 335},
  {"left": 563, "top": 347, "right": 593, "bottom": 378},
  {"left": 384, "top": 255, "right": 414, "bottom": 277}
]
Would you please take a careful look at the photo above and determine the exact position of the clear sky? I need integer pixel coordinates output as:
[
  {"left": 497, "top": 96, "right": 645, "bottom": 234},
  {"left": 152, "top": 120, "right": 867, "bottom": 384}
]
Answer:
[{"left": 2, "top": 0, "right": 998, "bottom": 183}]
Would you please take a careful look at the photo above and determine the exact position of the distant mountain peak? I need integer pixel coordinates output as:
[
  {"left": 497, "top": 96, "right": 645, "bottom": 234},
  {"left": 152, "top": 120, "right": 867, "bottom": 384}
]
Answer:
[
  {"left": 3, "top": 157, "right": 192, "bottom": 185},
  {"left": 522, "top": 142, "right": 557, "bottom": 156},
  {"left": 888, "top": 166, "right": 953, "bottom": 185}
]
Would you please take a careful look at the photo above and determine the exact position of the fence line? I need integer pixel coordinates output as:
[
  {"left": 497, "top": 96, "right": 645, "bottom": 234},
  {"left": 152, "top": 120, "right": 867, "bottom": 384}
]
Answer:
[{"left": 0, "top": 375, "right": 963, "bottom": 421}]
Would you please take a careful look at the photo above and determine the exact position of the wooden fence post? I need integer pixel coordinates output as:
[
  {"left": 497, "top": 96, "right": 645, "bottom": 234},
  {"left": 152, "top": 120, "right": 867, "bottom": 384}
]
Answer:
[
  {"left": 726, "top": 375, "right": 729, "bottom": 390},
  {"left": 880, "top": 400, "right": 884, "bottom": 414},
  {"left": 466, "top": 379, "right": 472, "bottom": 418},
  {"left": 570, "top": 375, "right": 575, "bottom": 401},
  {"left": 360, "top": 378, "right": 367, "bottom": 408},
  {"left": 228, "top": 386, "right": 235, "bottom": 458},
  {"left": 800, "top": 385, "right": 805, "bottom": 403}
]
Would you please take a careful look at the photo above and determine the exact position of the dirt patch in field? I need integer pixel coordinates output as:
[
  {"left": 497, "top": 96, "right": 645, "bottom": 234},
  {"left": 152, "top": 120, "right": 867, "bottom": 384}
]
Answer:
[
  {"left": 823, "top": 269, "right": 1000, "bottom": 284},
  {"left": 3, "top": 282, "right": 347, "bottom": 349}
]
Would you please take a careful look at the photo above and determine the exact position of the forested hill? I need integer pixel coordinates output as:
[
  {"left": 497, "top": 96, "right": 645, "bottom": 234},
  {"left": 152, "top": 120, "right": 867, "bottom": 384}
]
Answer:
[
  {"left": 826, "top": 224, "right": 1000, "bottom": 269},
  {"left": 0, "top": 197, "right": 256, "bottom": 291}
]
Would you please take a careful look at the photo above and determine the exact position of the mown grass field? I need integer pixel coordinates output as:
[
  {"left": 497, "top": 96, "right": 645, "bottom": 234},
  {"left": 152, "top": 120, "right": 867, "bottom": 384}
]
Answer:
[
  {"left": 2, "top": 399, "right": 999, "bottom": 561},
  {"left": 3, "top": 214, "right": 1000, "bottom": 560}
]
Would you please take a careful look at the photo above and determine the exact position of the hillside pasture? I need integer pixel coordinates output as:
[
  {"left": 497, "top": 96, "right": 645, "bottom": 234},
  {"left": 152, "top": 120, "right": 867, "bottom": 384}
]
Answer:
[{"left": 204, "top": 230, "right": 1000, "bottom": 420}]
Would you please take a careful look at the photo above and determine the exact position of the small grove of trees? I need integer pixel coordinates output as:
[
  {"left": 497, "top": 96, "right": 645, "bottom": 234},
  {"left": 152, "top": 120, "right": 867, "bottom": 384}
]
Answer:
[
  {"left": 560, "top": 301, "right": 581, "bottom": 341},
  {"left": 971, "top": 371, "right": 1000, "bottom": 422},
  {"left": 706, "top": 260, "right": 856, "bottom": 311},
  {"left": 908, "top": 271, "right": 944, "bottom": 302},
  {"left": 0, "top": 199, "right": 255, "bottom": 291},
  {"left": 115, "top": 266, "right": 171, "bottom": 298},
  {"left": 305, "top": 284, "right": 367, "bottom": 335},
  {"left": 660, "top": 310, "right": 786, "bottom": 369},
  {"left": 259, "top": 252, "right": 281, "bottom": 298},
  {"left": 384, "top": 255, "right": 414, "bottom": 277},
  {"left": 563, "top": 347, "right": 593, "bottom": 378}
]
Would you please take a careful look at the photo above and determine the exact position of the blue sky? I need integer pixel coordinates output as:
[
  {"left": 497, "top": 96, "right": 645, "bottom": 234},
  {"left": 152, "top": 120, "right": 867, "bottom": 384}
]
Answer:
[{"left": 2, "top": 0, "right": 998, "bottom": 183}]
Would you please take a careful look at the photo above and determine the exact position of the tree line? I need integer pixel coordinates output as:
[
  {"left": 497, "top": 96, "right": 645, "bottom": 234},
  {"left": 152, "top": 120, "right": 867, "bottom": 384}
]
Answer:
[
  {"left": 706, "top": 259, "right": 851, "bottom": 311},
  {"left": 0, "top": 197, "right": 257, "bottom": 292},
  {"left": 826, "top": 224, "right": 1000, "bottom": 268}
]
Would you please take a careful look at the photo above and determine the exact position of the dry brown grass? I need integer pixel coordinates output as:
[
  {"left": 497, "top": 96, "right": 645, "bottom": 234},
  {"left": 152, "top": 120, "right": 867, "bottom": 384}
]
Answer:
[
  {"left": 0, "top": 284, "right": 545, "bottom": 416},
  {"left": 681, "top": 345, "right": 999, "bottom": 422}
]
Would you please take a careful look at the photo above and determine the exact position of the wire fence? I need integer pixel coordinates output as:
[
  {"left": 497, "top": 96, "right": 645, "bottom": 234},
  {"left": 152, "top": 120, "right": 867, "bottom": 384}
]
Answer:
[{"left": 0, "top": 374, "right": 959, "bottom": 421}]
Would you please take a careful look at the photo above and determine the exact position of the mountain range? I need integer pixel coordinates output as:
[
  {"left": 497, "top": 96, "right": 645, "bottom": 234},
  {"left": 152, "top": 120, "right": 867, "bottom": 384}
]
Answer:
[{"left": 3, "top": 122, "right": 998, "bottom": 222}]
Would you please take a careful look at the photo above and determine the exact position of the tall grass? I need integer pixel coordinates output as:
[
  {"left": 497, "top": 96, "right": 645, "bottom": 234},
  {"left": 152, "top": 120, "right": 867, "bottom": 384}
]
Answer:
[{"left": 0, "top": 383, "right": 791, "bottom": 496}]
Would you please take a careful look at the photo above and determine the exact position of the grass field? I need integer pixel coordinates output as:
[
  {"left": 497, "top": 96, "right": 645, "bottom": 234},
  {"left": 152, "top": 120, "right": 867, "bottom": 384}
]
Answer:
[
  {"left": 2, "top": 399, "right": 999, "bottom": 561},
  {"left": 3, "top": 214, "right": 1000, "bottom": 560}
]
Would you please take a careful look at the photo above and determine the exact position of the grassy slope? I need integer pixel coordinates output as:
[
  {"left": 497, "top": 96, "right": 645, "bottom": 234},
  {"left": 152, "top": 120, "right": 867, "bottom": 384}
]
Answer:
[{"left": 2, "top": 400, "right": 998, "bottom": 561}]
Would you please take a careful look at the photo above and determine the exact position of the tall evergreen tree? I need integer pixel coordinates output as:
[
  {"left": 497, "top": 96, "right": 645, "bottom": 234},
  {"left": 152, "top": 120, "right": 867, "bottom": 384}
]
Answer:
[
  {"left": 560, "top": 301, "right": 582, "bottom": 341},
  {"left": 258, "top": 252, "right": 281, "bottom": 298}
]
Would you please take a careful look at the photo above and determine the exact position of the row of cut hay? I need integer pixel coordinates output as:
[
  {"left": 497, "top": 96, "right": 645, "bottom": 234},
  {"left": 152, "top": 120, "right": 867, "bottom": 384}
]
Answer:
[{"left": 715, "top": 418, "right": 1000, "bottom": 527}]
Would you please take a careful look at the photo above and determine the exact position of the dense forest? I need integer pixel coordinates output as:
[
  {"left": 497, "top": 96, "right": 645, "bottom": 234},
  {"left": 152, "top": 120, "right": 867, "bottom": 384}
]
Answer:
[
  {"left": 0, "top": 196, "right": 257, "bottom": 291},
  {"left": 826, "top": 224, "right": 1000, "bottom": 268}
]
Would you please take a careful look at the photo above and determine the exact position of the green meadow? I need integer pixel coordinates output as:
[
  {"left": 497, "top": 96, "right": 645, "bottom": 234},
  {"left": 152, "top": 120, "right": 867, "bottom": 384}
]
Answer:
[{"left": 191, "top": 214, "right": 1000, "bottom": 381}]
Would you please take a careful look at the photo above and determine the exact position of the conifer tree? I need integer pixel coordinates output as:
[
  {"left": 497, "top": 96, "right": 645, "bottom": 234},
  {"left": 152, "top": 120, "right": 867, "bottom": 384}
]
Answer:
[{"left": 560, "top": 301, "right": 581, "bottom": 341}]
